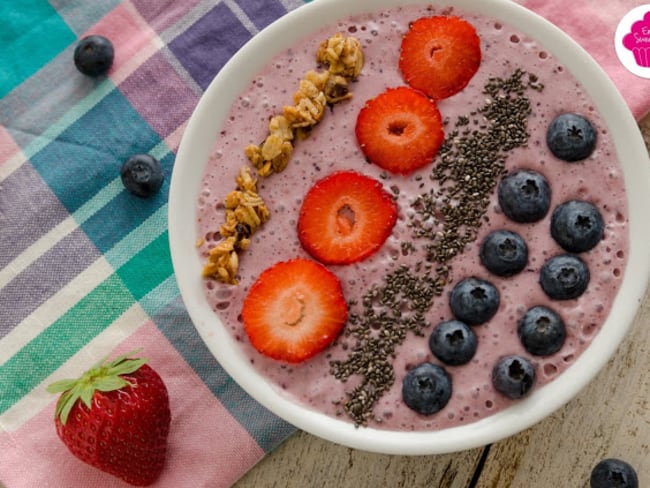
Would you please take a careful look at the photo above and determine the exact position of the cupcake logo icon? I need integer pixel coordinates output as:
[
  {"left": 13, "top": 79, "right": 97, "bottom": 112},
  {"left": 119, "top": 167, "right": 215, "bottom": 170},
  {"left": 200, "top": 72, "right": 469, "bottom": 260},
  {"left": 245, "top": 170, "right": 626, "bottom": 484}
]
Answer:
[{"left": 616, "top": 5, "right": 650, "bottom": 77}]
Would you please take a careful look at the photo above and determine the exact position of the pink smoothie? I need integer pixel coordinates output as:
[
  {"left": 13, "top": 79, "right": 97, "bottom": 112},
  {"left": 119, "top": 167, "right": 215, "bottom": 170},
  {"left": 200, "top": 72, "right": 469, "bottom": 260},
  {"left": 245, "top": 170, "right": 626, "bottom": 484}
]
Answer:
[{"left": 196, "top": 4, "right": 628, "bottom": 431}]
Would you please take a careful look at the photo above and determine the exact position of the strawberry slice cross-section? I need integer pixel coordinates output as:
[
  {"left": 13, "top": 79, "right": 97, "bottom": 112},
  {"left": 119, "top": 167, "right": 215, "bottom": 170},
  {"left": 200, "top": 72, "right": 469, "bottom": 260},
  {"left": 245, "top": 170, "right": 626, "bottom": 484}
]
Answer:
[
  {"left": 297, "top": 170, "right": 398, "bottom": 264},
  {"left": 399, "top": 15, "right": 481, "bottom": 100},
  {"left": 355, "top": 86, "right": 444, "bottom": 175},
  {"left": 242, "top": 258, "right": 348, "bottom": 363}
]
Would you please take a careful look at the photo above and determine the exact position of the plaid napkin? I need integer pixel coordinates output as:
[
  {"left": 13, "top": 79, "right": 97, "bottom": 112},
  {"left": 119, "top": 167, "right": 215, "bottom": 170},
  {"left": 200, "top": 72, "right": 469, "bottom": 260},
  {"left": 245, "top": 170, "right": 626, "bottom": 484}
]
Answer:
[{"left": 1, "top": 1, "right": 648, "bottom": 487}]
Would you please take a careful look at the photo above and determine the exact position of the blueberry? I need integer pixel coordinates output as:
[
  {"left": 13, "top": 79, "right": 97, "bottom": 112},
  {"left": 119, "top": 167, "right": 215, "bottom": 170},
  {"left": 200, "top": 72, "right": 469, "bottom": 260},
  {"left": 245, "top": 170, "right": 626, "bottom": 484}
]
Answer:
[
  {"left": 449, "top": 277, "right": 500, "bottom": 325},
  {"left": 429, "top": 320, "right": 478, "bottom": 366},
  {"left": 517, "top": 306, "right": 566, "bottom": 356},
  {"left": 590, "top": 458, "right": 638, "bottom": 488},
  {"left": 121, "top": 154, "right": 164, "bottom": 198},
  {"left": 550, "top": 200, "right": 604, "bottom": 253},
  {"left": 74, "top": 35, "right": 114, "bottom": 77},
  {"left": 498, "top": 170, "right": 551, "bottom": 223},
  {"left": 547, "top": 113, "right": 597, "bottom": 162},
  {"left": 539, "top": 254, "right": 590, "bottom": 300},
  {"left": 491, "top": 355, "right": 536, "bottom": 399},
  {"left": 401, "top": 362, "right": 452, "bottom": 415},
  {"left": 479, "top": 229, "right": 528, "bottom": 277}
]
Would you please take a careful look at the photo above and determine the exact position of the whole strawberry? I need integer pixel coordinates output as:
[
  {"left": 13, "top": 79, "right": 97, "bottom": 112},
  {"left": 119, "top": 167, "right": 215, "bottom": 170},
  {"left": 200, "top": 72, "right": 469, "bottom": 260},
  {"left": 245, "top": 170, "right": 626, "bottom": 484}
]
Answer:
[{"left": 47, "top": 351, "right": 171, "bottom": 486}]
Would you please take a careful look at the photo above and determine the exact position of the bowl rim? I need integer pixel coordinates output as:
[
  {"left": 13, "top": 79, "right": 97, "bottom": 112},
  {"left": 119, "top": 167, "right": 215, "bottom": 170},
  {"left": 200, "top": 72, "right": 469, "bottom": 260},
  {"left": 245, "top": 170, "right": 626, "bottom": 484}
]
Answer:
[{"left": 169, "top": 0, "right": 650, "bottom": 454}]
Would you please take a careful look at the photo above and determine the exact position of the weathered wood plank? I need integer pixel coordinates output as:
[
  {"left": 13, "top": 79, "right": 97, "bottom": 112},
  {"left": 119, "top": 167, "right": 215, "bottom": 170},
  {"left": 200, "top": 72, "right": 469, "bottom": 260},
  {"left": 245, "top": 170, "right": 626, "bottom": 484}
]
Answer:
[{"left": 235, "top": 430, "right": 484, "bottom": 487}]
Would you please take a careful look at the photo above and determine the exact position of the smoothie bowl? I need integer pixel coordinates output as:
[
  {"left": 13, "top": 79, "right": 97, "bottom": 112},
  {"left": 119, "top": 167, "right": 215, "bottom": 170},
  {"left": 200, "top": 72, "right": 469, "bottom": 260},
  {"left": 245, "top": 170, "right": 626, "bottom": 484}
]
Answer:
[{"left": 169, "top": 0, "right": 650, "bottom": 454}]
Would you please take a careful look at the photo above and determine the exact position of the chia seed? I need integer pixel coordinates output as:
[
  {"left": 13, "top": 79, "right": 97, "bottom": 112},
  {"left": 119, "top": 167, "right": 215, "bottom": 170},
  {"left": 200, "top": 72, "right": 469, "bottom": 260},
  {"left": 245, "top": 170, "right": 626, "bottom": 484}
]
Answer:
[
  {"left": 330, "top": 265, "right": 449, "bottom": 425},
  {"left": 410, "top": 69, "right": 537, "bottom": 263}
]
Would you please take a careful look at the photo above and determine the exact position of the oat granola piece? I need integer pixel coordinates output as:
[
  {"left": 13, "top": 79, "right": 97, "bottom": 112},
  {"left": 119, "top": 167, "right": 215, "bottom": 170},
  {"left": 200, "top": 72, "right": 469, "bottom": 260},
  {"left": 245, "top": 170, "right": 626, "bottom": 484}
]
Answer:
[
  {"left": 202, "top": 167, "right": 269, "bottom": 284},
  {"left": 245, "top": 33, "right": 364, "bottom": 177},
  {"left": 316, "top": 33, "right": 365, "bottom": 79},
  {"left": 206, "top": 33, "right": 365, "bottom": 284},
  {"left": 283, "top": 79, "right": 328, "bottom": 128}
]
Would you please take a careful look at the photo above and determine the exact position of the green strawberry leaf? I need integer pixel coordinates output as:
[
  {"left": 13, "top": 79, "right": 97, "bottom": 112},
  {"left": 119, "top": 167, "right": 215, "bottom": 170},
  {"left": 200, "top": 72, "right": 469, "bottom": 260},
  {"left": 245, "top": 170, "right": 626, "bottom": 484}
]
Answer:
[
  {"left": 47, "top": 349, "right": 149, "bottom": 425},
  {"left": 46, "top": 379, "right": 78, "bottom": 394},
  {"left": 106, "top": 357, "right": 147, "bottom": 377},
  {"left": 57, "top": 390, "right": 77, "bottom": 425},
  {"left": 94, "top": 376, "right": 130, "bottom": 392}
]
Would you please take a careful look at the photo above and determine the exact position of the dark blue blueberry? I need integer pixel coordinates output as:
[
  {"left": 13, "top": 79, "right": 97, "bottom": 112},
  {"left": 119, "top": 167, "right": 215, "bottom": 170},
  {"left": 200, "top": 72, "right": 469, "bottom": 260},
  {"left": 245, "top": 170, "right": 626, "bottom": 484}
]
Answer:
[
  {"left": 429, "top": 320, "right": 478, "bottom": 366},
  {"left": 74, "top": 35, "right": 114, "bottom": 77},
  {"left": 550, "top": 200, "right": 604, "bottom": 253},
  {"left": 491, "top": 355, "right": 536, "bottom": 399},
  {"left": 479, "top": 229, "right": 528, "bottom": 277},
  {"left": 547, "top": 113, "right": 597, "bottom": 162},
  {"left": 517, "top": 306, "right": 566, "bottom": 356},
  {"left": 498, "top": 170, "right": 551, "bottom": 223},
  {"left": 120, "top": 154, "right": 164, "bottom": 198},
  {"left": 401, "top": 362, "right": 452, "bottom": 415},
  {"left": 449, "top": 277, "right": 500, "bottom": 325},
  {"left": 539, "top": 254, "right": 590, "bottom": 300},
  {"left": 590, "top": 458, "right": 638, "bottom": 488}
]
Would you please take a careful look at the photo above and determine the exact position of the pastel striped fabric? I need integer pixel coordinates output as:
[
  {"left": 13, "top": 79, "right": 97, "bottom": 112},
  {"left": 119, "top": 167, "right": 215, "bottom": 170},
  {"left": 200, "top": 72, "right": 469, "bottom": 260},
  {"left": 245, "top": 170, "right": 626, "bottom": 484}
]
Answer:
[
  {"left": 1, "top": 1, "right": 649, "bottom": 487},
  {"left": 1, "top": 1, "right": 304, "bottom": 486}
]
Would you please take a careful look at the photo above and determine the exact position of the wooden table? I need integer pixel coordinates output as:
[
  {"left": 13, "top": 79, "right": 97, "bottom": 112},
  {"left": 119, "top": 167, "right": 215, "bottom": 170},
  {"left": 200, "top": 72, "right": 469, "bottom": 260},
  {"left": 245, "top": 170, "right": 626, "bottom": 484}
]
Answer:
[{"left": 235, "top": 115, "right": 650, "bottom": 488}]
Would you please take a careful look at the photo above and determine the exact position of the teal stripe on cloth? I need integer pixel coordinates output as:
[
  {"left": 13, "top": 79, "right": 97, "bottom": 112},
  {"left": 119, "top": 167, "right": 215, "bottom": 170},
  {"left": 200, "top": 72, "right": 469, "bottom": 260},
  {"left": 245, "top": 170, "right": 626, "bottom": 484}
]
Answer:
[
  {"left": 139, "top": 274, "right": 180, "bottom": 318},
  {"left": 0, "top": 0, "right": 76, "bottom": 98},
  {"left": 28, "top": 88, "right": 163, "bottom": 214},
  {"left": 0, "top": 232, "right": 175, "bottom": 414},
  {"left": 0, "top": 274, "right": 134, "bottom": 414},
  {"left": 115, "top": 231, "right": 174, "bottom": 301},
  {"left": 104, "top": 204, "right": 168, "bottom": 269}
]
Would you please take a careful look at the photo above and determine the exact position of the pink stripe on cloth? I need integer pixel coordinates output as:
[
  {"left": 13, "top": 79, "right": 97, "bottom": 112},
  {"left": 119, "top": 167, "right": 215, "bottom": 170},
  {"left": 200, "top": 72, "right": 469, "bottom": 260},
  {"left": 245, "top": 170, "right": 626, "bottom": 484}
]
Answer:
[
  {"left": 0, "top": 322, "right": 264, "bottom": 487},
  {"left": 83, "top": 2, "right": 158, "bottom": 82},
  {"left": 518, "top": 0, "right": 650, "bottom": 120},
  {"left": 0, "top": 125, "right": 20, "bottom": 164}
]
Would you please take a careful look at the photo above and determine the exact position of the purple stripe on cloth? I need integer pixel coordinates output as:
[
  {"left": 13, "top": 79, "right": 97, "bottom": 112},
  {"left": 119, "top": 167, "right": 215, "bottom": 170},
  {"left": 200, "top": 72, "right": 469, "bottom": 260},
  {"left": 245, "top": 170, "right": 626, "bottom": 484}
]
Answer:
[
  {"left": 168, "top": 2, "right": 252, "bottom": 90},
  {"left": 237, "top": 0, "right": 288, "bottom": 30},
  {"left": 0, "top": 163, "right": 70, "bottom": 268},
  {"left": 0, "top": 228, "right": 102, "bottom": 339},
  {"left": 131, "top": 0, "right": 203, "bottom": 32},
  {"left": 118, "top": 50, "right": 200, "bottom": 138}
]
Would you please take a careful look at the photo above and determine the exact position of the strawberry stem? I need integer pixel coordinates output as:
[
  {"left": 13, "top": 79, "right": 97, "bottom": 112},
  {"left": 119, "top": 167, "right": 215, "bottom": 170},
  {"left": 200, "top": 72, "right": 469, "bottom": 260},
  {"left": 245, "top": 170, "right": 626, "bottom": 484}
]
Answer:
[{"left": 47, "top": 349, "right": 148, "bottom": 424}]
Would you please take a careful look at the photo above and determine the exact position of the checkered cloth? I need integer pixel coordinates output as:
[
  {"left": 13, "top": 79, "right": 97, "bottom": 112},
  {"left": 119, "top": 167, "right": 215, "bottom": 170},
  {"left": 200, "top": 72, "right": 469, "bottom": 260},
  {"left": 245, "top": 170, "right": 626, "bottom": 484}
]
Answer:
[{"left": 1, "top": 1, "right": 648, "bottom": 487}]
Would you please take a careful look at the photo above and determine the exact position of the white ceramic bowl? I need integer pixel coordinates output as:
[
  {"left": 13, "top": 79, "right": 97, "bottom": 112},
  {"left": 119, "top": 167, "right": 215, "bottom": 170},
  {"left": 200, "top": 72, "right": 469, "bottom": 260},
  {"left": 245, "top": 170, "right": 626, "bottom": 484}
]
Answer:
[{"left": 169, "top": 0, "right": 650, "bottom": 454}]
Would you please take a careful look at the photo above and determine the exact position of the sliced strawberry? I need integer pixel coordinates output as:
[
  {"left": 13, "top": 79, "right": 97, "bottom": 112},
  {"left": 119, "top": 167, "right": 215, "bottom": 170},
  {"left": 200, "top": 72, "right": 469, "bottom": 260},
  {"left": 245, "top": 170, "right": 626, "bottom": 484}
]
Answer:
[
  {"left": 355, "top": 86, "right": 444, "bottom": 175},
  {"left": 242, "top": 258, "right": 348, "bottom": 363},
  {"left": 399, "top": 16, "right": 481, "bottom": 100},
  {"left": 297, "top": 170, "right": 397, "bottom": 264}
]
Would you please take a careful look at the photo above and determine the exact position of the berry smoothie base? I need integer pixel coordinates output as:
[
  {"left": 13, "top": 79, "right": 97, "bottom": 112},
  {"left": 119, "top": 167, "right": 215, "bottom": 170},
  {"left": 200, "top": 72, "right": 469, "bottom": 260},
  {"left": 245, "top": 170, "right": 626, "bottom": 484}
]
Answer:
[{"left": 196, "top": 4, "right": 628, "bottom": 431}]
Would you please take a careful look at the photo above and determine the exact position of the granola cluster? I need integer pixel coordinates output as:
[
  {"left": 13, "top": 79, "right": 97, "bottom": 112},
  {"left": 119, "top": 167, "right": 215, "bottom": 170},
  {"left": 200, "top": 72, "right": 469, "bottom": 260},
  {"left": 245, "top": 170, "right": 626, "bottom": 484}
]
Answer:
[
  {"left": 245, "top": 33, "right": 364, "bottom": 177},
  {"left": 201, "top": 167, "right": 269, "bottom": 284},
  {"left": 203, "top": 33, "right": 364, "bottom": 284}
]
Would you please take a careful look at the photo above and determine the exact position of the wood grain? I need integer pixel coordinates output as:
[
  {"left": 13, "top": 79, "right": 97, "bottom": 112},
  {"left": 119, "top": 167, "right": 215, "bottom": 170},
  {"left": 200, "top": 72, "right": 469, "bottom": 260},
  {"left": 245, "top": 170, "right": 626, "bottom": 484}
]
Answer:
[
  {"left": 235, "top": 116, "right": 650, "bottom": 488},
  {"left": 235, "top": 431, "right": 484, "bottom": 487}
]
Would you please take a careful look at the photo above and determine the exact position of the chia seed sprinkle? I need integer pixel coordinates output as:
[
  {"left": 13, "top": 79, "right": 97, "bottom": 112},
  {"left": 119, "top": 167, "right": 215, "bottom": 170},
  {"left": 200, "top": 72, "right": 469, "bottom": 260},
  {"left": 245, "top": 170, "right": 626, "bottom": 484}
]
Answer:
[
  {"left": 411, "top": 69, "right": 537, "bottom": 263},
  {"left": 330, "top": 265, "right": 449, "bottom": 425},
  {"left": 329, "top": 69, "right": 541, "bottom": 426}
]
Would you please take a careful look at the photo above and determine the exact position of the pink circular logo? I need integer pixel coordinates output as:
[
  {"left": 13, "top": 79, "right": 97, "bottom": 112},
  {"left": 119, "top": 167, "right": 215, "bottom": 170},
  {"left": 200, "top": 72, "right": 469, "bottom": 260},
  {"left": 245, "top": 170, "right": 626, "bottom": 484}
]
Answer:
[{"left": 616, "top": 5, "right": 650, "bottom": 77}]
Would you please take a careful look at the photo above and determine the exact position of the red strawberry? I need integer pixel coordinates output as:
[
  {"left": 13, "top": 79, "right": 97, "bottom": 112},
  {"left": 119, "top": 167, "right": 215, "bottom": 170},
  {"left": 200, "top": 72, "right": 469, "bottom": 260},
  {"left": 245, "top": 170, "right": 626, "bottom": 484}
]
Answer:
[
  {"left": 47, "top": 351, "right": 170, "bottom": 486},
  {"left": 297, "top": 170, "right": 398, "bottom": 264},
  {"left": 399, "top": 15, "right": 481, "bottom": 100},
  {"left": 355, "top": 86, "right": 444, "bottom": 175},
  {"left": 242, "top": 258, "right": 348, "bottom": 363}
]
